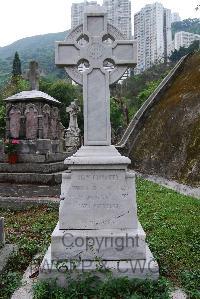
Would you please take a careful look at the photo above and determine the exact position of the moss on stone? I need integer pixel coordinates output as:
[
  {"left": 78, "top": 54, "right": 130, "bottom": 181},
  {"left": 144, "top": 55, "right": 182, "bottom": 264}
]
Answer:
[{"left": 130, "top": 52, "right": 200, "bottom": 187}]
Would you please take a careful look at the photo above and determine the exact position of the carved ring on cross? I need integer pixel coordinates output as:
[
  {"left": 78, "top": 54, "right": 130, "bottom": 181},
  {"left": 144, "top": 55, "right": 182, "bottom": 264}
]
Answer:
[{"left": 63, "top": 23, "right": 128, "bottom": 86}]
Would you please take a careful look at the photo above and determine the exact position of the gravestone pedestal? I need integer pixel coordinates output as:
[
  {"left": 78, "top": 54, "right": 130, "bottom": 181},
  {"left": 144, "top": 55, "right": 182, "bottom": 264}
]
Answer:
[{"left": 40, "top": 146, "right": 159, "bottom": 284}]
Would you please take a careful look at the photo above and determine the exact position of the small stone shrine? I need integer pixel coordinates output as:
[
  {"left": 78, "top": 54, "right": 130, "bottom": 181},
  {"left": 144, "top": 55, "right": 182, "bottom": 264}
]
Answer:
[
  {"left": 0, "top": 61, "right": 74, "bottom": 184},
  {"left": 65, "top": 99, "right": 81, "bottom": 150},
  {"left": 5, "top": 61, "right": 64, "bottom": 156},
  {"left": 40, "top": 6, "right": 159, "bottom": 283}
]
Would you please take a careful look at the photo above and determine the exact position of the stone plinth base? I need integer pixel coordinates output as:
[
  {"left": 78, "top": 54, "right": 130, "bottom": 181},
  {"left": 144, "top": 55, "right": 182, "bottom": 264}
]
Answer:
[
  {"left": 18, "top": 139, "right": 64, "bottom": 155},
  {"left": 39, "top": 145, "right": 159, "bottom": 283},
  {"left": 39, "top": 245, "right": 159, "bottom": 287},
  {"left": 0, "top": 171, "right": 62, "bottom": 185},
  {"left": 65, "top": 130, "right": 80, "bottom": 149},
  {"left": 0, "top": 160, "right": 69, "bottom": 185},
  {"left": 51, "top": 222, "right": 146, "bottom": 261},
  {"left": 0, "top": 151, "right": 76, "bottom": 185}
]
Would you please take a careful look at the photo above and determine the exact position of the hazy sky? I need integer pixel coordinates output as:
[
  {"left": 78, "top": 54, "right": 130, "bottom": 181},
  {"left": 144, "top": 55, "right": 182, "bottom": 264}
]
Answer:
[{"left": 0, "top": 0, "right": 199, "bottom": 47}]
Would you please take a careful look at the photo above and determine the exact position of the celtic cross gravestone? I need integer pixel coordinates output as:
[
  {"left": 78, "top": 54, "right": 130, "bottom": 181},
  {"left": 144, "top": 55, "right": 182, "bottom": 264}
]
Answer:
[
  {"left": 55, "top": 5, "right": 136, "bottom": 145},
  {"left": 40, "top": 5, "right": 159, "bottom": 283}
]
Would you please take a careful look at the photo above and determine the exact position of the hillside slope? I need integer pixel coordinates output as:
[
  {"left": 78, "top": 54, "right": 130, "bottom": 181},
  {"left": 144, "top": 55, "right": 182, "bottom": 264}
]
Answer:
[
  {"left": 172, "top": 18, "right": 200, "bottom": 37},
  {"left": 120, "top": 52, "right": 200, "bottom": 187},
  {"left": 0, "top": 31, "right": 68, "bottom": 86}
]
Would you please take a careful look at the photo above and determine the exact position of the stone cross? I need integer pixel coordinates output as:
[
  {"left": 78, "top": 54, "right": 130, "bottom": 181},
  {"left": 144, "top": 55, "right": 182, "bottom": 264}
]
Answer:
[
  {"left": 66, "top": 99, "right": 80, "bottom": 134},
  {"left": 0, "top": 217, "right": 5, "bottom": 246},
  {"left": 56, "top": 5, "right": 137, "bottom": 145},
  {"left": 26, "top": 61, "right": 40, "bottom": 90}
]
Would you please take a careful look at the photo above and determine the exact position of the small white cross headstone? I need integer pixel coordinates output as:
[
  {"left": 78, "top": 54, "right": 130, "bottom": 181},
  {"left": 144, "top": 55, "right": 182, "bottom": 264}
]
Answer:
[
  {"left": 66, "top": 99, "right": 80, "bottom": 134},
  {"left": 56, "top": 5, "right": 137, "bottom": 145}
]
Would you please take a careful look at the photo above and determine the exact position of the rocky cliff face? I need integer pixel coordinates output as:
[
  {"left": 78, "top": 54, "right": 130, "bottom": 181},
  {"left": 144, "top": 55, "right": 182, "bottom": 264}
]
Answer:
[{"left": 128, "top": 52, "right": 200, "bottom": 187}]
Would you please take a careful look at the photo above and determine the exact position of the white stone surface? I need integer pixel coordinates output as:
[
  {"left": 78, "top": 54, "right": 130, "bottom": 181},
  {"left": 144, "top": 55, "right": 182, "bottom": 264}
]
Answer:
[
  {"left": 55, "top": 6, "right": 137, "bottom": 146},
  {"left": 60, "top": 146, "right": 137, "bottom": 230},
  {"left": 171, "top": 289, "right": 187, "bottom": 299},
  {"left": 51, "top": 222, "right": 146, "bottom": 260},
  {"left": 64, "top": 145, "right": 131, "bottom": 167},
  {"left": 60, "top": 166, "right": 138, "bottom": 230}
]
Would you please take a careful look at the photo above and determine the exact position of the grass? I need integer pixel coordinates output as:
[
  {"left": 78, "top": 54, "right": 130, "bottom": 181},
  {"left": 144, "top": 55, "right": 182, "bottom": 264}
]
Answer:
[
  {"left": 136, "top": 178, "right": 200, "bottom": 298},
  {"left": 0, "top": 178, "right": 199, "bottom": 298},
  {"left": 0, "top": 204, "right": 58, "bottom": 299},
  {"left": 33, "top": 275, "right": 171, "bottom": 299}
]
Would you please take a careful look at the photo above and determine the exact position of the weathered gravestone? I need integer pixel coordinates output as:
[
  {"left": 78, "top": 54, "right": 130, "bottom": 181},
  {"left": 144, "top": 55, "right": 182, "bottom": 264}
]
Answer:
[
  {"left": 0, "top": 217, "right": 5, "bottom": 246},
  {"left": 40, "top": 5, "right": 159, "bottom": 283},
  {"left": 0, "top": 217, "right": 16, "bottom": 274},
  {"left": 66, "top": 99, "right": 80, "bottom": 134},
  {"left": 65, "top": 99, "right": 81, "bottom": 149},
  {"left": 26, "top": 61, "right": 40, "bottom": 91},
  {"left": 9, "top": 106, "right": 21, "bottom": 139}
]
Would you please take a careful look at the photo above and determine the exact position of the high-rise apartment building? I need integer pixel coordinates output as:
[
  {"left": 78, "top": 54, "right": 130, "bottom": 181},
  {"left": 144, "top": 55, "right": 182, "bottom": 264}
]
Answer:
[
  {"left": 174, "top": 31, "right": 200, "bottom": 50},
  {"left": 71, "top": 0, "right": 132, "bottom": 39},
  {"left": 71, "top": 0, "right": 132, "bottom": 80},
  {"left": 134, "top": 3, "right": 172, "bottom": 74},
  {"left": 71, "top": 1, "right": 98, "bottom": 28},
  {"left": 103, "top": 0, "right": 132, "bottom": 39},
  {"left": 171, "top": 12, "right": 181, "bottom": 23}
]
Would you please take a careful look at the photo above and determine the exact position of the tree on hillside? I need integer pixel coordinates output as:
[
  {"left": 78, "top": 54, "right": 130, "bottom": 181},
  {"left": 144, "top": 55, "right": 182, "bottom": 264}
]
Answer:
[
  {"left": 113, "top": 63, "right": 171, "bottom": 110},
  {"left": 12, "top": 52, "right": 22, "bottom": 77},
  {"left": 169, "top": 40, "right": 200, "bottom": 62},
  {"left": 171, "top": 18, "right": 200, "bottom": 38}
]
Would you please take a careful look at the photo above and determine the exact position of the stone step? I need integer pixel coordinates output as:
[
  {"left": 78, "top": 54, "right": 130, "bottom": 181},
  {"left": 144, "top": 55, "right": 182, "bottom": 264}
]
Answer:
[
  {"left": 0, "top": 152, "right": 74, "bottom": 163},
  {"left": 0, "top": 162, "right": 67, "bottom": 174},
  {"left": 0, "top": 183, "right": 60, "bottom": 198},
  {"left": 0, "top": 172, "right": 63, "bottom": 185}
]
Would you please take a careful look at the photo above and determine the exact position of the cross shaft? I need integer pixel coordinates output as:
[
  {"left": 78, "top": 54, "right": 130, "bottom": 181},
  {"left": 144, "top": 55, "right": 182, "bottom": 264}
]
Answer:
[{"left": 56, "top": 6, "right": 137, "bottom": 145}]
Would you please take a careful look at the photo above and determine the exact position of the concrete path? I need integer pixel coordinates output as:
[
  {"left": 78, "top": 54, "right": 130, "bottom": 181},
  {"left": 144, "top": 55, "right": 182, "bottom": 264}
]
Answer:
[
  {"left": 11, "top": 258, "right": 39, "bottom": 299},
  {"left": 171, "top": 289, "right": 187, "bottom": 299},
  {"left": 136, "top": 172, "right": 200, "bottom": 199},
  {"left": 0, "top": 183, "right": 60, "bottom": 198}
]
